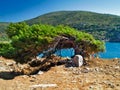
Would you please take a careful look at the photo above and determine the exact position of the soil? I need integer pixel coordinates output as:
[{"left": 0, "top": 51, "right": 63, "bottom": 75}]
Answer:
[{"left": 0, "top": 56, "right": 120, "bottom": 90}]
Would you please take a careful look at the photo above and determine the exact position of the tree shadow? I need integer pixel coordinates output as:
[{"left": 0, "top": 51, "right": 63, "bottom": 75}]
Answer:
[{"left": 0, "top": 71, "right": 20, "bottom": 80}]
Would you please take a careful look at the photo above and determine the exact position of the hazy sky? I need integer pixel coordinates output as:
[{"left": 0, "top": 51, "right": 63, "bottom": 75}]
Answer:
[{"left": 1, "top": 0, "right": 120, "bottom": 22}]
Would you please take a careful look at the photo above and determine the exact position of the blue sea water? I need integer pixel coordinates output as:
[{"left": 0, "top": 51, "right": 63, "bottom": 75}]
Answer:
[
  {"left": 99, "top": 42, "right": 120, "bottom": 59},
  {"left": 55, "top": 48, "right": 74, "bottom": 57},
  {"left": 37, "top": 48, "right": 75, "bottom": 58}
]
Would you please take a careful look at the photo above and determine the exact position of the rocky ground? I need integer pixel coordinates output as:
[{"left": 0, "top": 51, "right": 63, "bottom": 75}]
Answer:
[{"left": 0, "top": 56, "right": 120, "bottom": 90}]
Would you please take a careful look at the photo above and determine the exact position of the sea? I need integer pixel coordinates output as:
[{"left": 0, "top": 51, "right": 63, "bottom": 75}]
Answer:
[{"left": 99, "top": 42, "right": 120, "bottom": 59}]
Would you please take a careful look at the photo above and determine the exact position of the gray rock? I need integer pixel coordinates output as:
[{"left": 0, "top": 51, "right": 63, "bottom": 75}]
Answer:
[{"left": 72, "top": 55, "right": 83, "bottom": 67}]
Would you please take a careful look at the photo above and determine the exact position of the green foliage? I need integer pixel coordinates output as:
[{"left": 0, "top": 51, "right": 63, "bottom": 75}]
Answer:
[
  {"left": 0, "top": 43, "right": 15, "bottom": 58},
  {"left": 5, "top": 22, "right": 105, "bottom": 63}
]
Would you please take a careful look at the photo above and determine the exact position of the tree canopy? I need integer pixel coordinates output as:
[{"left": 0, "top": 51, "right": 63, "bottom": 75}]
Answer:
[{"left": 4, "top": 22, "right": 105, "bottom": 63}]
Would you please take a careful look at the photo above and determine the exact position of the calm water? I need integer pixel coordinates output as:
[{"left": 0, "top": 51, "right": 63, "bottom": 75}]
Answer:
[{"left": 99, "top": 42, "right": 120, "bottom": 59}]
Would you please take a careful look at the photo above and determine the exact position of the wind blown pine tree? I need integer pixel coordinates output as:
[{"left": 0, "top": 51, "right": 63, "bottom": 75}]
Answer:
[{"left": 5, "top": 22, "right": 105, "bottom": 63}]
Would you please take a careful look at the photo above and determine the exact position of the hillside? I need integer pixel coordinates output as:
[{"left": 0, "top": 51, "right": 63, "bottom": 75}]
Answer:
[{"left": 26, "top": 11, "right": 120, "bottom": 42}]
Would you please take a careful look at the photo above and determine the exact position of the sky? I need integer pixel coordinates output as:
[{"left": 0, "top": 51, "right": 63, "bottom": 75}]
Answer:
[{"left": 1, "top": 0, "right": 120, "bottom": 22}]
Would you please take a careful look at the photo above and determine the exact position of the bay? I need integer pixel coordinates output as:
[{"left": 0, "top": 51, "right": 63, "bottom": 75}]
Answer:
[{"left": 99, "top": 42, "right": 120, "bottom": 59}]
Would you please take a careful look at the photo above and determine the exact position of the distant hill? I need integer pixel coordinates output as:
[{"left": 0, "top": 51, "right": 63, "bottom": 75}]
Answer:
[{"left": 26, "top": 11, "right": 120, "bottom": 42}]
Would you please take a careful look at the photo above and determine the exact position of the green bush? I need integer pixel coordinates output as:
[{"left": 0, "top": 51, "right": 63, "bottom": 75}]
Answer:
[{"left": 0, "top": 43, "right": 15, "bottom": 58}]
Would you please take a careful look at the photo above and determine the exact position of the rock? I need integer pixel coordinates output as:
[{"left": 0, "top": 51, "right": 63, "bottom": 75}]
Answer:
[
  {"left": 81, "top": 68, "right": 89, "bottom": 73},
  {"left": 30, "top": 79, "right": 35, "bottom": 82},
  {"left": 114, "top": 66, "right": 119, "bottom": 69},
  {"left": 85, "top": 67, "right": 93, "bottom": 72},
  {"left": 6, "top": 62, "right": 14, "bottom": 66},
  {"left": 72, "top": 55, "right": 83, "bottom": 67},
  {"left": 108, "top": 83, "right": 114, "bottom": 88},
  {"left": 73, "top": 71, "right": 81, "bottom": 75},
  {"left": 0, "top": 65, "right": 12, "bottom": 72},
  {"left": 89, "top": 86, "right": 94, "bottom": 89},
  {"left": 94, "top": 67, "right": 99, "bottom": 72},
  {"left": 29, "top": 84, "right": 57, "bottom": 88},
  {"left": 103, "top": 81, "right": 115, "bottom": 88},
  {"left": 0, "top": 67, "right": 7, "bottom": 71},
  {"left": 71, "top": 80, "right": 77, "bottom": 83},
  {"left": 37, "top": 71, "right": 44, "bottom": 75},
  {"left": 9, "top": 69, "right": 14, "bottom": 72},
  {"left": 21, "top": 75, "right": 29, "bottom": 78}
]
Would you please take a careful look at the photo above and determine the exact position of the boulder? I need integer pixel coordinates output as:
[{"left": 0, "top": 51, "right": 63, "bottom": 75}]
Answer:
[{"left": 72, "top": 55, "right": 83, "bottom": 67}]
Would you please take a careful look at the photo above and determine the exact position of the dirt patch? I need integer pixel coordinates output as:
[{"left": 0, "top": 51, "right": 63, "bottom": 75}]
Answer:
[{"left": 0, "top": 57, "right": 120, "bottom": 90}]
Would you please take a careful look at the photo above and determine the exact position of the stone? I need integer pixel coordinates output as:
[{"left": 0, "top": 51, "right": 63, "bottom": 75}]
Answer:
[
  {"left": 94, "top": 67, "right": 99, "bottom": 72},
  {"left": 37, "top": 70, "right": 44, "bottom": 75},
  {"left": 114, "top": 66, "right": 119, "bottom": 69},
  {"left": 71, "top": 80, "right": 77, "bottom": 83},
  {"left": 81, "top": 68, "right": 89, "bottom": 73},
  {"left": 21, "top": 75, "right": 29, "bottom": 78},
  {"left": 6, "top": 62, "right": 14, "bottom": 66},
  {"left": 29, "top": 84, "right": 57, "bottom": 88},
  {"left": 72, "top": 55, "right": 83, "bottom": 67}
]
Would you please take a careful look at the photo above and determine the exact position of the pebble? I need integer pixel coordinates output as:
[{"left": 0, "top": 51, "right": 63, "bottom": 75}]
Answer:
[
  {"left": 94, "top": 67, "right": 99, "bottom": 72},
  {"left": 30, "top": 79, "right": 35, "bottom": 82},
  {"left": 103, "top": 81, "right": 115, "bottom": 88},
  {"left": 108, "top": 83, "right": 114, "bottom": 88},
  {"left": 81, "top": 68, "right": 89, "bottom": 73},
  {"left": 71, "top": 80, "right": 77, "bottom": 83},
  {"left": 114, "top": 66, "right": 119, "bottom": 69},
  {"left": 6, "top": 62, "right": 14, "bottom": 66},
  {"left": 29, "top": 84, "right": 57, "bottom": 88},
  {"left": 37, "top": 71, "right": 44, "bottom": 75},
  {"left": 21, "top": 75, "right": 29, "bottom": 78},
  {"left": 73, "top": 70, "right": 81, "bottom": 75}
]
